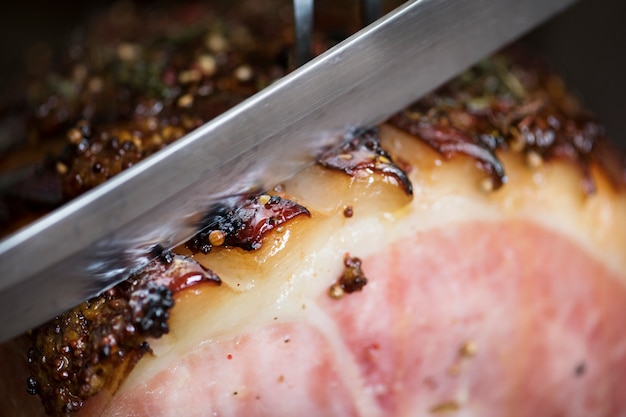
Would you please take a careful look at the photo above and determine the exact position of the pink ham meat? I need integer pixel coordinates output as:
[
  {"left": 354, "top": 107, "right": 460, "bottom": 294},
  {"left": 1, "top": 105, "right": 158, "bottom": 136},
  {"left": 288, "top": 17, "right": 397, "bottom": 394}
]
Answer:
[
  {"left": 67, "top": 122, "right": 625, "bottom": 417},
  {"left": 96, "top": 226, "right": 626, "bottom": 417}
]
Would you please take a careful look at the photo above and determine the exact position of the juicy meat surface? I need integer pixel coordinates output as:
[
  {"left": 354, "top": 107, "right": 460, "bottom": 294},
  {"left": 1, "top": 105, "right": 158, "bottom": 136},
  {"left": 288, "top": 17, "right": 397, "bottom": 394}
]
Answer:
[
  {"left": 3, "top": 114, "right": 626, "bottom": 417},
  {"left": 94, "top": 223, "right": 626, "bottom": 417},
  {"left": 2, "top": 68, "right": 625, "bottom": 415},
  {"left": 73, "top": 125, "right": 626, "bottom": 417}
]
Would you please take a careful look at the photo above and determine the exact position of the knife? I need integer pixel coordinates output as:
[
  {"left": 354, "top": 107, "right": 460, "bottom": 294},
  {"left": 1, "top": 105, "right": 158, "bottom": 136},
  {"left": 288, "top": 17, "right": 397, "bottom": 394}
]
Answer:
[{"left": 0, "top": 0, "right": 576, "bottom": 342}]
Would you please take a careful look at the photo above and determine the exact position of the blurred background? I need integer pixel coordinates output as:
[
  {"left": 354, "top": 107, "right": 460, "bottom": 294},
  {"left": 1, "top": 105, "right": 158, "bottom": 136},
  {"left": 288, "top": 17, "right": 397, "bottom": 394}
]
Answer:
[
  {"left": 526, "top": 0, "right": 626, "bottom": 150},
  {"left": 0, "top": 0, "right": 624, "bottom": 148}
]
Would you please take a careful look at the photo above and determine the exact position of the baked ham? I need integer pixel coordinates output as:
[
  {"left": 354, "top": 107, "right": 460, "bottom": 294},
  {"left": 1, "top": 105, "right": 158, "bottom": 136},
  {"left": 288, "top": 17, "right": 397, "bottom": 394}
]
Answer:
[{"left": 0, "top": 1, "right": 625, "bottom": 416}]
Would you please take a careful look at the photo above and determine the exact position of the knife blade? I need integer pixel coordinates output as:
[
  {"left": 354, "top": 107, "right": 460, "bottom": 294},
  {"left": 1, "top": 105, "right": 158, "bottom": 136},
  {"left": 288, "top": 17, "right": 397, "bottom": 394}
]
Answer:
[{"left": 0, "top": 0, "right": 576, "bottom": 342}]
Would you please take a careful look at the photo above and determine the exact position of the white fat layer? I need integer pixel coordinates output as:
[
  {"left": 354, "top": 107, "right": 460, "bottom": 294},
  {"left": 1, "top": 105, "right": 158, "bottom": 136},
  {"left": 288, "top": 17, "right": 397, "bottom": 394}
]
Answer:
[{"left": 121, "top": 123, "right": 626, "bottom": 393}]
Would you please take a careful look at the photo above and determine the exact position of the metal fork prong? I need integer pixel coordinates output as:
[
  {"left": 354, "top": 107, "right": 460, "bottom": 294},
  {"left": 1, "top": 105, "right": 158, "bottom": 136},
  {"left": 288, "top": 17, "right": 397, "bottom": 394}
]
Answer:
[
  {"left": 360, "top": 0, "right": 382, "bottom": 26},
  {"left": 294, "top": 0, "right": 314, "bottom": 67}
]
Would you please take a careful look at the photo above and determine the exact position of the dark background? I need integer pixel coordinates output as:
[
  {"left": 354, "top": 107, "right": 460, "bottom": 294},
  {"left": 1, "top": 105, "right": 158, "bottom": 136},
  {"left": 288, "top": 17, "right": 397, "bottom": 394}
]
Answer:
[
  {"left": 526, "top": 0, "right": 626, "bottom": 150},
  {"left": 0, "top": 0, "right": 624, "bottom": 148}
]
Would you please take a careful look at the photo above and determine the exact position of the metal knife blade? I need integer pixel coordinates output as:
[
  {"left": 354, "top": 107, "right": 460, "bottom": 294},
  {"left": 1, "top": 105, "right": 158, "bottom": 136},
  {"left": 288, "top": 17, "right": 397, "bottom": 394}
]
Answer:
[{"left": 0, "top": 0, "right": 576, "bottom": 341}]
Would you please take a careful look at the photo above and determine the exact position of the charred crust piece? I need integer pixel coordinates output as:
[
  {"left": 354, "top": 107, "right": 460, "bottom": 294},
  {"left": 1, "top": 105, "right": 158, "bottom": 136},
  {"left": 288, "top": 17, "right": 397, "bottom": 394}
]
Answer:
[
  {"left": 389, "top": 117, "right": 507, "bottom": 189},
  {"left": 27, "top": 254, "right": 219, "bottom": 416},
  {"left": 317, "top": 127, "right": 413, "bottom": 195},
  {"left": 389, "top": 53, "right": 622, "bottom": 193},
  {"left": 329, "top": 255, "right": 368, "bottom": 299},
  {"left": 186, "top": 193, "right": 311, "bottom": 254},
  {"left": 137, "top": 250, "right": 221, "bottom": 293}
]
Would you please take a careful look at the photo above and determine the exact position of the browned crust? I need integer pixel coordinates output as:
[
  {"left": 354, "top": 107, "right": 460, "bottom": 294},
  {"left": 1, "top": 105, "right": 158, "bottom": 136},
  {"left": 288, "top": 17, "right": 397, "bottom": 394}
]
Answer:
[
  {"left": 27, "top": 254, "right": 219, "bottom": 416},
  {"left": 317, "top": 127, "right": 413, "bottom": 196},
  {"left": 185, "top": 194, "right": 311, "bottom": 254},
  {"left": 328, "top": 255, "right": 368, "bottom": 299},
  {"left": 388, "top": 51, "right": 625, "bottom": 194}
]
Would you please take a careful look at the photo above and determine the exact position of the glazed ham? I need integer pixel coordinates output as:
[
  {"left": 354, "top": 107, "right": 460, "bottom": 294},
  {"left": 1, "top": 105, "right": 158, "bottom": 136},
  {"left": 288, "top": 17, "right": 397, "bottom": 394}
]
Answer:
[
  {"left": 10, "top": 118, "right": 626, "bottom": 416},
  {"left": 70, "top": 127, "right": 626, "bottom": 417},
  {"left": 1, "top": 3, "right": 625, "bottom": 417}
]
